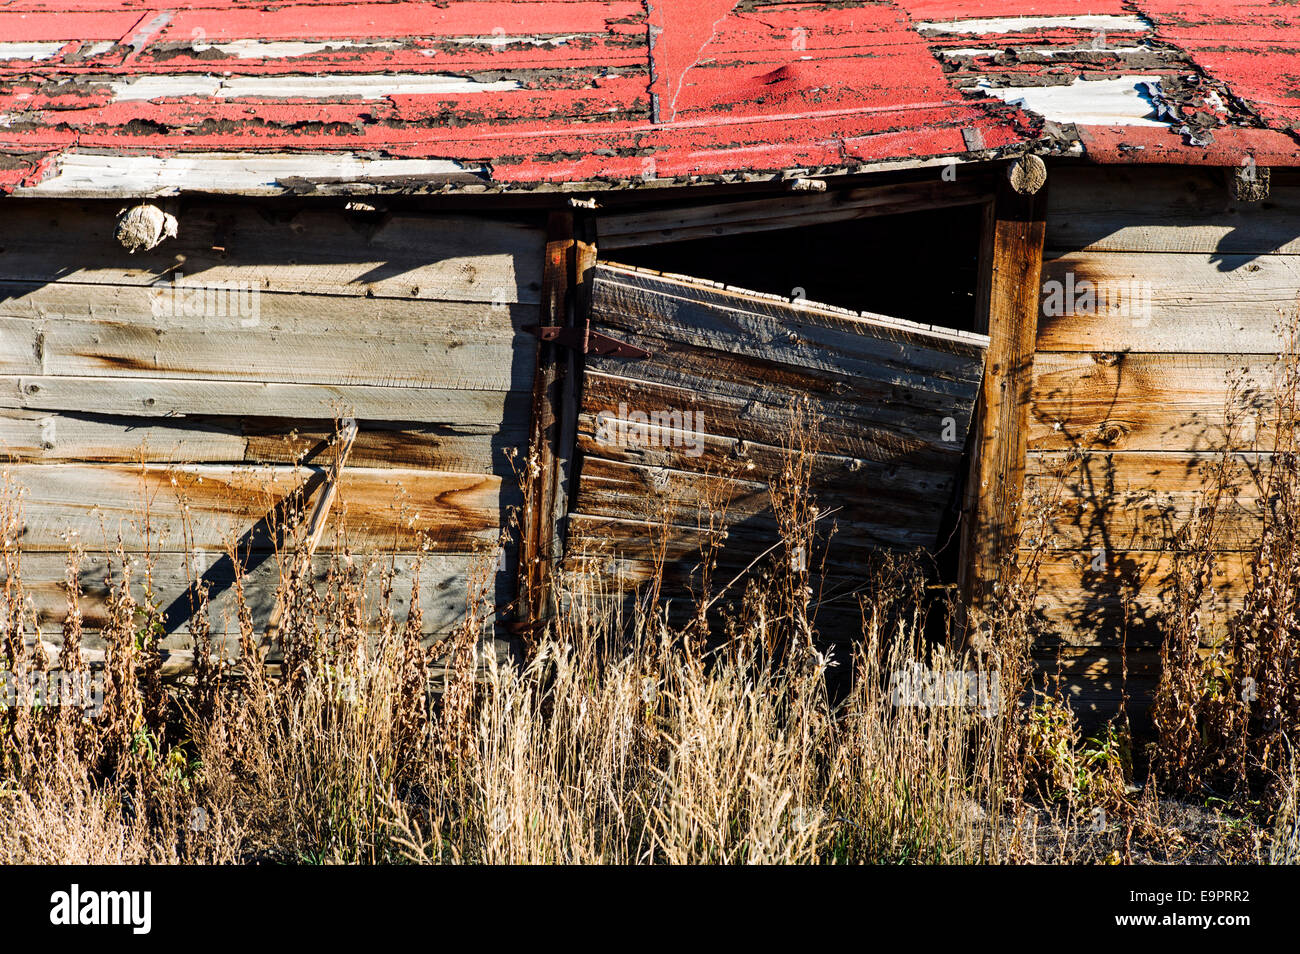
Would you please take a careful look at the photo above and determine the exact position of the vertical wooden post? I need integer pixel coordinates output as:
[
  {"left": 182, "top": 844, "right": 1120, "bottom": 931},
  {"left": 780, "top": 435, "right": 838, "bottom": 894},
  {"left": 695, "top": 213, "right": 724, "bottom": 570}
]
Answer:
[
  {"left": 959, "top": 171, "right": 1048, "bottom": 618},
  {"left": 518, "top": 211, "right": 575, "bottom": 632},
  {"left": 556, "top": 213, "right": 598, "bottom": 554},
  {"left": 517, "top": 208, "right": 596, "bottom": 636}
]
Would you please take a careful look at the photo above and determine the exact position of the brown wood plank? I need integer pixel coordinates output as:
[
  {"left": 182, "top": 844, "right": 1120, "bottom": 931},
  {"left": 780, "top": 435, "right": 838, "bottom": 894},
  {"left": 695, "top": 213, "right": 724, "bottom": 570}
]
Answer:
[
  {"left": 4, "top": 374, "right": 529, "bottom": 423},
  {"left": 1028, "top": 352, "right": 1283, "bottom": 452},
  {"left": 1027, "top": 493, "right": 1264, "bottom": 552},
  {"left": 960, "top": 173, "right": 1048, "bottom": 611},
  {"left": 6, "top": 462, "right": 508, "bottom": 553},
  {"left": 0, "top": 203, "right": 544, "bottom": 304},
  {"left": 1046, "top": 166, "right": 1300, "bottom": 255},
  {"left": 1026, "top": 450, "right": 1272, "bottom": 497},
  {"left": 1028, "top": 550, "right": 1249, "bottom": 647},
  {"left": 0, "top": 409, "right": 525, "bottom": 473},
  {"left": 1038, "top": 251, "right": 1300, "bottom": 352},
  {"left": 1031, "top": 646, "right": 1165, "bottom": 726}
]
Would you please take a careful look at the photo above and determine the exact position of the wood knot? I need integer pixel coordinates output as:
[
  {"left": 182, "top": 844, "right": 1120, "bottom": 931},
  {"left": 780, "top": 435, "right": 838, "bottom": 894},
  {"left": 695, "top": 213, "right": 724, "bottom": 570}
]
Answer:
[
  {"left": 1006, "top": 155, "right": 1047, "bottom": 195},
  {"left": 1092, "top": 421, "right": 1129, "bottom": 445}
]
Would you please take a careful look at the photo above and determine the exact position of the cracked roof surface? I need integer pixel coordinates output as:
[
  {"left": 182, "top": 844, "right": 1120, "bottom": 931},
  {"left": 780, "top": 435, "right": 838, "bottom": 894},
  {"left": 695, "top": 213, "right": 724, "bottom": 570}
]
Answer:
[{"left": 0, "top": 0, "right": 1297, "bottom": 196}]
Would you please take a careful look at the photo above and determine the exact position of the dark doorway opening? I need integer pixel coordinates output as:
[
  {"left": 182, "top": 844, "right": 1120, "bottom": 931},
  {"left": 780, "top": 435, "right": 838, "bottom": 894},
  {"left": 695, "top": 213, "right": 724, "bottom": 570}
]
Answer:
[{"left": 606, "top": 204, "right": 985, "bottom": 332}]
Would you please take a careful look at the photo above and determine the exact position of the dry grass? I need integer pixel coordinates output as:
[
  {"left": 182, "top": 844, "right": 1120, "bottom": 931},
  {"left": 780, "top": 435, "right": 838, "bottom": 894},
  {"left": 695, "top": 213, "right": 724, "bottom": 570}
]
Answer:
[
  {"left": 1149, "top": 316, "right": 1300, "bottom": 818},
  {"left": 1, "top": 379, "right": 1298, "bottom": 863}
]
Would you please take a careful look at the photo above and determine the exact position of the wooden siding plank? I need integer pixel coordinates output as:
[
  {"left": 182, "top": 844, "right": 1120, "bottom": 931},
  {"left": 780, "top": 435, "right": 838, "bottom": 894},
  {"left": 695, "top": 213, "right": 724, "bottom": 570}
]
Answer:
[
  {"left": 1028, "top": 551, "right": 1250, "bottom": 647},
  {"left": 1046, "top": 166, "right": 1300, "bottom": 255},
  {"left": 0, "top": 408, "right": 524, "bottom": 473},
  {"left": 573, "top": 456, "right": 946, "bottom": 547},
  {"left": 4, "top": 374, "right": 530, "bottom": 423},
  {"left": 0, "top": 203, "right": 544, "bottom": 304},
  {"left": 593, "top": 263, "right": 988, "bottom": 382},
  {"left": 565, "top": 512, "right": 930, "bottom": 564},
  {"left": 574, "top": 412, "right": 958, "bottom": 502},
  {"left": 0, "top": 290, "right": 537, "bottom": 392},
  {"left": 1031, "top": 646, "right": 1164, "bottom": 726},
  {"left": 1029, "top": 352, "right": 1284, "bottom": 452},
  {"left": 1038, "top": 251, "right": 1300, "bottom": 352},
  {"left": 5, "top": 462, "right": 509, "bottom": 553},
  {"left": 581, "top": 370, "right": 966, "bottom": 473},
  {"left": 573, "top": 261, "right": 987, "bottom": 576},
  {"left": 5, "top": 551, "right": 495, "bottom": 650},
  {"left": 1026, "top": 450, "right": 1271, "bottom": 497}
]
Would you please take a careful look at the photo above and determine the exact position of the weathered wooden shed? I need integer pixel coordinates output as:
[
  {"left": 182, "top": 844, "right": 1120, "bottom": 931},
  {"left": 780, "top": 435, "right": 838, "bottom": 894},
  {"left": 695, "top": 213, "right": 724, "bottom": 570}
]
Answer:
[{"left": 2, "top": 0, "right": 1298, "bottom": 718}]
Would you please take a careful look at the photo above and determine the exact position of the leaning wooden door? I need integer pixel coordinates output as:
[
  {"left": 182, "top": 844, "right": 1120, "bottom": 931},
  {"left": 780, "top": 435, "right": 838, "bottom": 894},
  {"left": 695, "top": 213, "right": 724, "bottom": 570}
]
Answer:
[{"left": 565, "top": 262, "right": 988, "bottom": 622}]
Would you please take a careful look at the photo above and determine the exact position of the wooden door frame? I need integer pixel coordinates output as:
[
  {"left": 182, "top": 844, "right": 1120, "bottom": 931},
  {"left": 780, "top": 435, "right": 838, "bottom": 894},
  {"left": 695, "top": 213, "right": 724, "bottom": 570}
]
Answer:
[
  {"left": 515, "top": 168, "right": 1030, "bottom": 637},
  {"left": 957, "top": 172, "right": 1050, "bottom": 622}
]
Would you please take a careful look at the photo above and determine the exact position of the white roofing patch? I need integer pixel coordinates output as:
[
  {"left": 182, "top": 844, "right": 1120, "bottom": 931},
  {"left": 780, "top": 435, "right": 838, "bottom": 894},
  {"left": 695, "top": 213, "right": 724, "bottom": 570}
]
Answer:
[
  {"left": 444, "top": 34, "right": 588, "bottom": 46},
  {"left": 14, "top": 151, "right": 486, "bottom": 197},
  {"left": 109, "top": 73, "right": 522, "bottom": 101},
  {"left": 941, "top": 45, "right": 1150, "bottom": 57},
  {"left": 191, "top": 39, "right": 403, "bottom": 59},
  {"left": 181, "top": 35, "right": 587, "bottom": 59},
  {"left": 0, "top": 42, "right": 67, "bottom": 61},
  {"left": 916, "top": 15, "right": 1151, "bottom": 35},
  {"left": 977, "top": 75, "right": 1170, "bottom": 127}
]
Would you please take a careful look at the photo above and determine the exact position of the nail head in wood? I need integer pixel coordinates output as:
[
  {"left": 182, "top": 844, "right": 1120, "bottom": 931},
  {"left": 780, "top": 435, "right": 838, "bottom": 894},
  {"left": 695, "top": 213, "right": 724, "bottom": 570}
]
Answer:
[{"left": 1006, "top": 155, "right": 1047, "bottom": 196}]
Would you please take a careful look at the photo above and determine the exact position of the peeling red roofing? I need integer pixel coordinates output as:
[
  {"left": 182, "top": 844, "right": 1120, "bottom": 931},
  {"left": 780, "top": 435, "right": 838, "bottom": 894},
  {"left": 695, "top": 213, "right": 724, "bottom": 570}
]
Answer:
[{"left": 0, "top": 0, "right": 1297, "bottom": 196}]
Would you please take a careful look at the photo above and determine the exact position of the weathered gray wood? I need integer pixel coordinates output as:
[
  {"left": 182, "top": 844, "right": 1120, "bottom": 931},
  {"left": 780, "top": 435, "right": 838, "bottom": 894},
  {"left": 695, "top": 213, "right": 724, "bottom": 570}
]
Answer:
[
  {"left": 571, "top": 263, "right": 985, "bottom": 577},
  {"left": 5, "top": 374, "right": 530, "bottom": 423},
  {"left": 1029, "top": 352, "right": 1285, "bottom": 452},
  {"left": 0, "top": 409, "right": 526, "bottom": 474},
  {"left": 1046, "top": 166, "right": 1300, "bottom": 254},
  {"left": 263, "top": 420, "right": 358, "bottom": 655},
  {"left": 5, "top": 462, "right": 509, "bottom": 552},
  {"left": 581, "top": 368, "right": 968, "bottom": 469},
  {"left": 565, "top": 512, "right": 930, "bottom": 564},
  {"left": 1038, "top": 251, "right": 1300, "bottom": 352},
  {"left": 0, "top": 290, "right": 536, "bottom": 391},
  {"left": 573, "top": 456, "right": 945, "bottom": 544},
  {"left": 586, "top": 321, "right": 978, "bottom": 419},
  {"left": 0, "top": 203, "right": 544, "bottom": 304},
  {"left": 5, "top": 551, "right": 498, "bottom": 650},
  {"left": 0, "top": 278, "right": 537, "bottom": 329},
  {"left": 574, "top": 412, "right": 958, "bottom": 501},
  {"left": 593, "top": 264, "right": 988, "bottom": 387}
]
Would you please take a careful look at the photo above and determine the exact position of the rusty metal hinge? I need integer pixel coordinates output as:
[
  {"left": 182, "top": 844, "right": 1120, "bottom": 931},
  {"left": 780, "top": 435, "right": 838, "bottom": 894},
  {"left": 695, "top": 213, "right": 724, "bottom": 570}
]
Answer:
[{"left": 524, "top": 324, "right": 651, "bottom": 359}]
